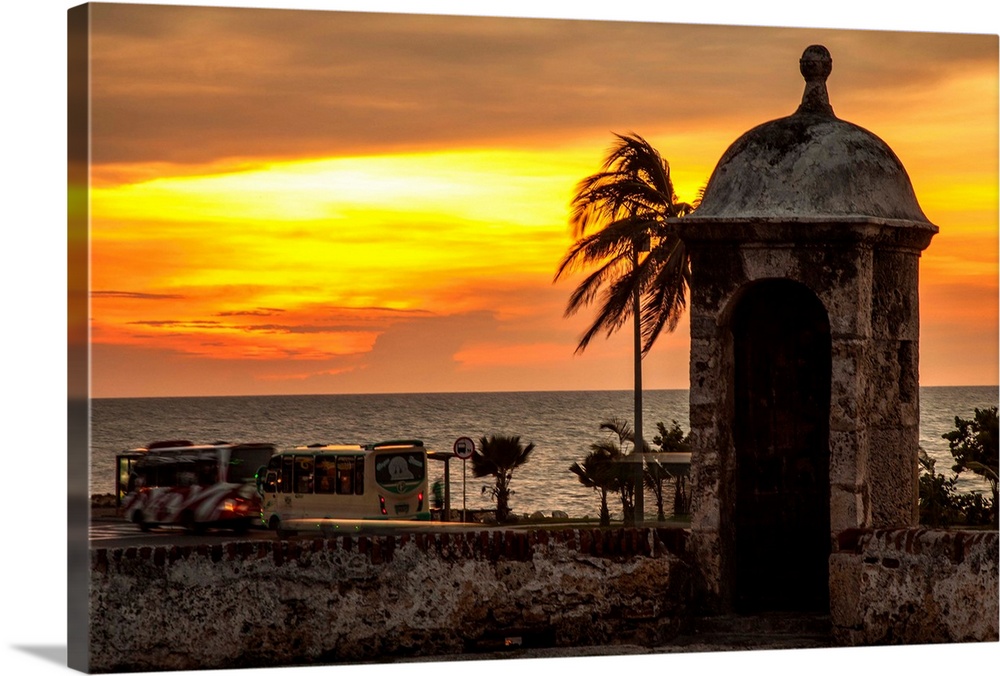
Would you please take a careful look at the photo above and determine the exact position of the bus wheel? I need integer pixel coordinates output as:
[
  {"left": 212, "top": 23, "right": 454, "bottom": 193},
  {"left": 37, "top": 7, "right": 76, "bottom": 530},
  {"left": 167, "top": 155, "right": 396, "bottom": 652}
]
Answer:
[{"left": 268, "top": 515, "right": 281, "bottom": 531}]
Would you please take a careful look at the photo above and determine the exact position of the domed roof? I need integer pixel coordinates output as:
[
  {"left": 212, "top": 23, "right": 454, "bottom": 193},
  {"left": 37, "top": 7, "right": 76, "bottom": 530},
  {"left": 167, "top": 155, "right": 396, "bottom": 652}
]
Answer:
[{"left": 689, "top": 45, "right": 932, "bottom": 225}]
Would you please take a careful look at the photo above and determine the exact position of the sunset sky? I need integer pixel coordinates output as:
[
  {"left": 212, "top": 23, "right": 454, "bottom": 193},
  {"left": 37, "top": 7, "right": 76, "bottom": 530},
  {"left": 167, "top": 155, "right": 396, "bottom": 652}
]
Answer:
[{"left": 78, "top": 2, "right": 999, "bottom": 398}]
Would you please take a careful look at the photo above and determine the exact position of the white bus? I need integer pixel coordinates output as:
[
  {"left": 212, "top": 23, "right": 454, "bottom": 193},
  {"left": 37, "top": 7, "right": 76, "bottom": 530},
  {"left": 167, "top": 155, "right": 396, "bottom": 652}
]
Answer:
[
  {"left": 121, "top": 440, "right": 275, "bottom": 534},
  {"left": 258, "top": 440, "right": 430, "bottom": 529}
]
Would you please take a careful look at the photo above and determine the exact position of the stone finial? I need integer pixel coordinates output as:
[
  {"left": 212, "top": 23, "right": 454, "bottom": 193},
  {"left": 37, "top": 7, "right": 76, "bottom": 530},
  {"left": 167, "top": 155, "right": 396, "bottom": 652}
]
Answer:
[{"left": 797, "top": 44, "right": 835, "bottom": 116}]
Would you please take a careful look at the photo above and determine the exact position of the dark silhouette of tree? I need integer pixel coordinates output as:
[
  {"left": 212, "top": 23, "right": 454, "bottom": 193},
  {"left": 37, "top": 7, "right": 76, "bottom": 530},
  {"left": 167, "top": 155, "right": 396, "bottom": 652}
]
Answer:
[
  {"left": 597, "top": 417, "right": 641, "bottom": 523},
  {"left": 472, "top": 434, "right": 535, "bottom": 523},
  {"left": 569, "top": 447, "right": 617, "bottom": 526},
  {"left": 645, "top": 420, "right": 691, "bottom": 520},
  {"left": 554, "top": 133, "right": 697, "bottom": 355},
  {"left": 944, "top": 406, "right": 999, "bottom": 522}
]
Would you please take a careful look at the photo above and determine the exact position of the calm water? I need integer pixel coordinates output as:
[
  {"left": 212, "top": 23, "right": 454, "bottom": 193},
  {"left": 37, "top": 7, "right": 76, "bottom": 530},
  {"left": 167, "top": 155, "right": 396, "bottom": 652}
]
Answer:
[{"left": 89, "top": 386, "right": 997, "bottom": 519}]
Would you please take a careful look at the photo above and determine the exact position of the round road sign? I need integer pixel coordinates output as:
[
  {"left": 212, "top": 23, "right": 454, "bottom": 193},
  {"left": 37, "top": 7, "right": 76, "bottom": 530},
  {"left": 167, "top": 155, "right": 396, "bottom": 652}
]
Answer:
[{"left": 453, "top": 436, "right": 475, "bottom": 460}]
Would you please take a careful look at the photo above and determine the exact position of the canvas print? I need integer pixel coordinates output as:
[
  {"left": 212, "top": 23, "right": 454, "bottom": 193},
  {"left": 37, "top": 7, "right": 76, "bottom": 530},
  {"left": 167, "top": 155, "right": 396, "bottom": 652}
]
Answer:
[{"left": 67, "top": 2, "right": 999, "bottom": 674}]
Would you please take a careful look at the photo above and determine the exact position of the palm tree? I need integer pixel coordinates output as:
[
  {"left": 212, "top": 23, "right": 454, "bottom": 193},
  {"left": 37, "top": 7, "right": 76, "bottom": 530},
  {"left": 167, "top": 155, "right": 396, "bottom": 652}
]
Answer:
[
  {"left": 556, "top": 133, "right": 696, "bottom": 526},
  {"left": 472, "top": 434, "right": 535, "bottom": 523},
  {"left": 643, "top": 457, "right": 671, "bottom": 522},
  {"left": 554, "top": 132, "right": 696, "bottom": 355},
  {"left": 569, "top": 447, "right": 617, "bottom": 526},
  {"left": 646, "top": 420, "right": 692, "bottom": 519},
  {"left": 597, "top": 417, "right": 647, "bottom": 523}
]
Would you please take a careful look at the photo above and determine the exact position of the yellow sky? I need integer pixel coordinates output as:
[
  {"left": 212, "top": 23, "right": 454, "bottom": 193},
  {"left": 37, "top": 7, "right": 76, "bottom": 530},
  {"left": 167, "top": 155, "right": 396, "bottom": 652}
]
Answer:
[{"left": 78, "top": 3, "right": 999, "bottom": 397}]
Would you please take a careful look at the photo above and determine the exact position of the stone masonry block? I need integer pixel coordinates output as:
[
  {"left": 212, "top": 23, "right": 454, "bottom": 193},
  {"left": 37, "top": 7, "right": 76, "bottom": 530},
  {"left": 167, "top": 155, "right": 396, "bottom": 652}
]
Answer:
[
  {"left": 829, "top": 428, "right": 868, "bottom": 486},
  {"left": 829, "top": 552, "right": 863, "bottom": 629}
]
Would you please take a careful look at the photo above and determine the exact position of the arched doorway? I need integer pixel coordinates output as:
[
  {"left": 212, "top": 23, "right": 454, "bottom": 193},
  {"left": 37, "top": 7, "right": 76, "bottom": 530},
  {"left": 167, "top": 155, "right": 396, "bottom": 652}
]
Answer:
[{"left": 730, "top": 279, "right": 831, "bottom": 613}]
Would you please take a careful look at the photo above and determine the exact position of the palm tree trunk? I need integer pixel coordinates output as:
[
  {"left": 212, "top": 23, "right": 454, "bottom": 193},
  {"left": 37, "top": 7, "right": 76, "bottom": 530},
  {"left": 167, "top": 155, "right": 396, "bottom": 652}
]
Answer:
[
  {"left": 496, "top": 474, "right": 509, "bottom": 522},
  {"left": 632, "top": 242, "right": 645, "bottom": 526}
]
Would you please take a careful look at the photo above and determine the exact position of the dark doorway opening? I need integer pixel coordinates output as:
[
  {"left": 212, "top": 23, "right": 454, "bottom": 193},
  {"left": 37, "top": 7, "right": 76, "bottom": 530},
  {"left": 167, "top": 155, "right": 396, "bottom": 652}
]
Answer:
[{"left": 731, "top": 279, "right": 831, "bottom": 613}]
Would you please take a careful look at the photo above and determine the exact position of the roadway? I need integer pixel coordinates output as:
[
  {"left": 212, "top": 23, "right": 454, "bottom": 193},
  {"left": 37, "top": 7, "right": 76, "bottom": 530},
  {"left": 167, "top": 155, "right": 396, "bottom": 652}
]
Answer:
[{"left": 89, "top": 515, "right": 494, "bottom": 549}]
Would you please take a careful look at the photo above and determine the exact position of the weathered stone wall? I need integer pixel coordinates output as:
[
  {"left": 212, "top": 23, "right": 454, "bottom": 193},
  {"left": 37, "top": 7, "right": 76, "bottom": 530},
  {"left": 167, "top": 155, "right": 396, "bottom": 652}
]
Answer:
[
  {"left": 89, "top": 528, "right": 692, "bottom": 673},
  {"left": 830, "top": 528, "right": 999, "bottom": 645},
  {"left": 679, "top": 220, "right": 933, "bottom": 611}
]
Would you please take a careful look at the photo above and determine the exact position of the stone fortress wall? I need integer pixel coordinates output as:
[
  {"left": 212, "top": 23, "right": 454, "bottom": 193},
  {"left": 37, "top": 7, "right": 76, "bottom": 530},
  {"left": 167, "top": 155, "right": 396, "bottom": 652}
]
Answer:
[
  {"left": 88, "top": 525, "right": 997, "bottom": 673},
  {"left": 89, "top": 527, "right": 691, "bottom": 672}
]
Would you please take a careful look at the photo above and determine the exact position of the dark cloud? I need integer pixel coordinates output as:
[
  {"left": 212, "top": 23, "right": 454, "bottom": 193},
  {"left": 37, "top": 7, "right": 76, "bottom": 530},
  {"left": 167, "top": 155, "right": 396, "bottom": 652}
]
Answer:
[
  {"left": 127, "top": 319, "right": 224, "bottom": 328},
  {"left": 319, "top": 305, "right": 434, "bottom": 316},
  {"left": 214, "top": 308, "right": 286, "bottom": 316},
  {"left": 93, "top": 290, "right": 187, "bottom": 300},
  {"left": 88, "top": 4, "right": 996, "bottom": 168},
  {"left": 240, "top": 323, "right": 368, "bottom": 334}
]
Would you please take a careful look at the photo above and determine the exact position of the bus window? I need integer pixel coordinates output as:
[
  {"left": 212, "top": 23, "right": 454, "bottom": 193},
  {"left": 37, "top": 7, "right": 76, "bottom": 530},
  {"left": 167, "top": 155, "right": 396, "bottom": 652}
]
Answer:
[
  {"left": 134, "top": 466, "right": 151, "bottom": 489},
  {"left": 177, "top": 466, "right": 198, "bottom": 487},
  {"left": 295, "top": 455, "right": 314, "bottom": 494},
  {"left": 158, "top": 464, "right": 178, "bottom": 488},
  {"left": 195, "top": 459, "right": 217, "bottom": 486},
  {"left": 280, "top": 456, "right": 294, "bottom": 494},
  {"left": 336, "top": 456, "right": 355, "bottom": 494},
  {"left": 315, "top": 457, "right": 337, "bottom": 494},
  {"left": 355, "top": 456, "right": 364, "bottom": 495}
]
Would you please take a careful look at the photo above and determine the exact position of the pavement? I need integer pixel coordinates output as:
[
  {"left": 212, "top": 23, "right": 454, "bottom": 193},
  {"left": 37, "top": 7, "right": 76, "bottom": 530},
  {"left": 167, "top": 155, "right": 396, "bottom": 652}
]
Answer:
[{"left": 392, "top": 612, "right": 833, "bottom": 663}]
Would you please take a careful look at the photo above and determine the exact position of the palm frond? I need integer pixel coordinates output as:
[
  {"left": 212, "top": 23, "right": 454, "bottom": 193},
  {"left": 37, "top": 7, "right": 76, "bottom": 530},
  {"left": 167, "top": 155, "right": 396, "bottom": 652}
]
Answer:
[{"left": 556, "top": 132, "right": 695, "bottom": 356}]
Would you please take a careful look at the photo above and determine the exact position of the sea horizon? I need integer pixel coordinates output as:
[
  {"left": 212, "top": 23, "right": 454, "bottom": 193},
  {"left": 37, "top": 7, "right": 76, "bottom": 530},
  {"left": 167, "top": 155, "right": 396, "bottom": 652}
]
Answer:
[
  {"left": 89, "top": 386, "right": 998, "bottom": 516},
  {"left": 90, "top": 383, "right": 999, "bottom": 401}
]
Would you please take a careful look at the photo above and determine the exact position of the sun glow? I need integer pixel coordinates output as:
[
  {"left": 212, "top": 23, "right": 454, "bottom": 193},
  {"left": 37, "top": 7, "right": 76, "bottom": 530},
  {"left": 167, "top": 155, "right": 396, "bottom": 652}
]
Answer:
[
  {"left": 81, "top": 15, "right": 998, "bottom": 398},
  {"left": 90, "top": 147, "right": 604, "bottom": 367}
]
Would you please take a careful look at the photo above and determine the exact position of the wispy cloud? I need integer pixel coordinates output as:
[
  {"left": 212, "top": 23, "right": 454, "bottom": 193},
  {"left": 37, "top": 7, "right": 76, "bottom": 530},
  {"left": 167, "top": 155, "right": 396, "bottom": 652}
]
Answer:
[
  {"left": 215, "top": 308, "right": 285, "bottom": 317},
  {"left": 93, "top": 290, "right": 186, "bottom": 300},
  {"left": 84, "top": 5, "right": 997, "bottom": 396},
  {"left": 127, "top": 319, "right": 224, "bottom": 328}
]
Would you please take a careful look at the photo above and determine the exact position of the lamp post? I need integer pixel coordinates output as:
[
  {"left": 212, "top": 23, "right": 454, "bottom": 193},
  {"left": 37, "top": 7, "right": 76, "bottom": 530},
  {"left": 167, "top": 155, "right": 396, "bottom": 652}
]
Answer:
[{"left": 631, "top": 234, "right": 649, "bottom": 526}]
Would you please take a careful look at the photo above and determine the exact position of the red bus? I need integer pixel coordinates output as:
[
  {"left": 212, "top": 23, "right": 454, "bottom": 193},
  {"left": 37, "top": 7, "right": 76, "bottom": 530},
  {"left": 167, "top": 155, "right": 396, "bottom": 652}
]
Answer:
[{"left": 120, "top": 440, "right": 274, "bottom": 534}]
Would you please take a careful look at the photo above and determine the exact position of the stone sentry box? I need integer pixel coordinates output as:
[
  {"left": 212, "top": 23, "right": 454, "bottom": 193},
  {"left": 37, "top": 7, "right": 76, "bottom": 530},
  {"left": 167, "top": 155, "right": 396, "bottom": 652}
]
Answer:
[{"left": 674, "top": 46, "right": 938, "bottom": 614}]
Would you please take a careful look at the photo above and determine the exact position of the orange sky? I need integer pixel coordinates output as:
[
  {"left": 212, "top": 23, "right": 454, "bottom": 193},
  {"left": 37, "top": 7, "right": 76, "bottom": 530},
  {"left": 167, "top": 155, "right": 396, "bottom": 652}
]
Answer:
[{"left": 78, "top": 2, "right": 999, "bottom": 398}]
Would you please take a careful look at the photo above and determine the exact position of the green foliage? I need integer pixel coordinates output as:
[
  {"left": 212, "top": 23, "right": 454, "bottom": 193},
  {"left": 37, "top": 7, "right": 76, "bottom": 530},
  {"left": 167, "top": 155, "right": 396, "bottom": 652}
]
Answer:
[
  {"left": 919, "top": 450, "right": 970, "bottom": 527},
  {"left": 919, "top": 406, "right": 998, "bottom": 527},
  {"left": 472, "top": 434, "right": 535, "bottom": 523},
  {"left": 652, "top": 420, "right": 689, "bottom": 452},
  {"left": 944, "top": 407, "right": 999, "bottom": 516}
]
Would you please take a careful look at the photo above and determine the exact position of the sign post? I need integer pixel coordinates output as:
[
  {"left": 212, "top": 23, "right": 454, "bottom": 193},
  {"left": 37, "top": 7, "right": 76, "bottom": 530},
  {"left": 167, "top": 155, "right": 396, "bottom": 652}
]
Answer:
[{"left": 453, "top": 436, "right": 475, "bottom": 522}]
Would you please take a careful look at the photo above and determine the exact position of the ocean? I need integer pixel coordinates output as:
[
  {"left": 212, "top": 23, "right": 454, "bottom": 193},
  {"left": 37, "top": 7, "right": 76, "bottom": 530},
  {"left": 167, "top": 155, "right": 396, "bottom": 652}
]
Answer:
[{"left": 89, "top": 386, "right": 998, "bottom": 519}]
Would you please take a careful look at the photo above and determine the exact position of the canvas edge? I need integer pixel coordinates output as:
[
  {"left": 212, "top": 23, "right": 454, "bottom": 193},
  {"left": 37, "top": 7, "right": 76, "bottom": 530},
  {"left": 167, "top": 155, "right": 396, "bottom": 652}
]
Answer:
[{"left": 68, "top": 3, "right": 91, "bottom": 673}]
